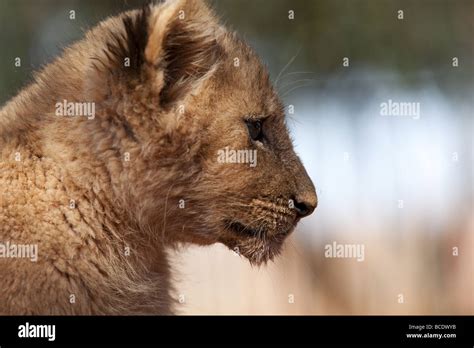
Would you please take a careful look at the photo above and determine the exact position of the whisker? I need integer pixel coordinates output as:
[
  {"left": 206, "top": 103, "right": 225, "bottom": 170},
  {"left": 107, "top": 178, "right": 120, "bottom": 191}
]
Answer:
[
  {"left": 280, "top": 78, "right": 317, "bottom": 92},
  {"left": 274, "top": 47, "right": 302, "bottom": 89},
  {"left": 282, "top": 81, "right": 314, "bottom": 98}
]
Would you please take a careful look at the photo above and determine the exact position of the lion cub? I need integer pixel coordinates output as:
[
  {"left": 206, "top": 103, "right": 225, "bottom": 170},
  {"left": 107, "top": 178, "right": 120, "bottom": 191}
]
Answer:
[{"left": 0, "top": 0, "right": 316, "bottom": 314}]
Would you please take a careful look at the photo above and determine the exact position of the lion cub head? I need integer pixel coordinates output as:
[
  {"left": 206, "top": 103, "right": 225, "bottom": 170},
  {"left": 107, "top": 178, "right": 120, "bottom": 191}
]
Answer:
[{"left": 91, "top": 0, "right": 317, "bottom": 265}]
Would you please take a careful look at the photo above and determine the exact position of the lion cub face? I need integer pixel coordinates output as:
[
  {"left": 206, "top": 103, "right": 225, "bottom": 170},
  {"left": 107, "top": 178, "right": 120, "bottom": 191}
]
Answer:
[
  {"left": 101, "top": 0, "right": 316, "bottom": 265},
  {"left": 183, "top": 36, "right": 316, "bottom": 265},
  {"left": 159, "top": 2, "right": 316, "bottom": 264}
]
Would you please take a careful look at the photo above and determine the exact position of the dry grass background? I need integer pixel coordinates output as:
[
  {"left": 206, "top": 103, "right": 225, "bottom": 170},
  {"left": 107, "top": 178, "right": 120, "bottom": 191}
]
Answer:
[{"left": 170, "top": 215, "right": 473, "bottom": 315}]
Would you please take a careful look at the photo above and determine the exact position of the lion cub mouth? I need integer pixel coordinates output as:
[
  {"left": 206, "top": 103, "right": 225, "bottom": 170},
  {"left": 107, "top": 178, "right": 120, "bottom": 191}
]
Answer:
[
  {"left": 226, "top": 221, "right": 264, "bottom": 238},
  {"left": 219, "top": 198, "right": 300, "bottom": 264},
  {"left": 225, "top": 220, "right": 292, "bottom": 238}
]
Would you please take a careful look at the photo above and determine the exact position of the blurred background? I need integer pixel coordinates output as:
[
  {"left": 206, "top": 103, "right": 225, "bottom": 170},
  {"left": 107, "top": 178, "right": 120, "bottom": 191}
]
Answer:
[{"left": 0, "top": 0, "right": 472, "bottom": 314}]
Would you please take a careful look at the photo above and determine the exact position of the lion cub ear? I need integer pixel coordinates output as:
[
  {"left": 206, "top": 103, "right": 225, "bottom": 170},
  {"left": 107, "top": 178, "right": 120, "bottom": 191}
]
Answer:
[
  {"left": 144, "top": 0, "right": 223, "bottom": 108},
  {"left": 86, "top": 0, "right": 222, "bottom": 107}
]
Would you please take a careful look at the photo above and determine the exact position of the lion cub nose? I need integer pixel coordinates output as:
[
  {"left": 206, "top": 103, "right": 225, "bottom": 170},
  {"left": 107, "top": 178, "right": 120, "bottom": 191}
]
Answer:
[{"left": 293, "top": 191, "right": 317, "bottom": 218}]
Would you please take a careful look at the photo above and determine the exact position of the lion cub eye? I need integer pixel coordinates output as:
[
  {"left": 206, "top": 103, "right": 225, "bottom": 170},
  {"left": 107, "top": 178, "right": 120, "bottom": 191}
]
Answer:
[{"left": 245, "top": 119, "right": 263, "bottom": 142}]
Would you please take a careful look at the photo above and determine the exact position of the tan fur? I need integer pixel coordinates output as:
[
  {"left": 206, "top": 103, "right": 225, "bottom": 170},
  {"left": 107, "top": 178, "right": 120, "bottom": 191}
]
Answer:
[{"left": 0, "top": 0, "right": 316, "bottom": 314}]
